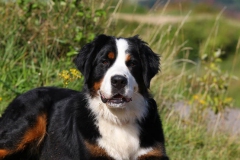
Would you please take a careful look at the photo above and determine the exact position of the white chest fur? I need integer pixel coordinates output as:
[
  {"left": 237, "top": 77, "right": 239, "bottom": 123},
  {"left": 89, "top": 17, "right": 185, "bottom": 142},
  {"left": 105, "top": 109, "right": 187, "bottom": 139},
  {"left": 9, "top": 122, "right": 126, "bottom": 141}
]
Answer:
[
  {"left": 88, "top": 96, "right": 151, "bottom": 159},
  {"left": 97, "top": 119, "right": 142, "bottom": 160}
]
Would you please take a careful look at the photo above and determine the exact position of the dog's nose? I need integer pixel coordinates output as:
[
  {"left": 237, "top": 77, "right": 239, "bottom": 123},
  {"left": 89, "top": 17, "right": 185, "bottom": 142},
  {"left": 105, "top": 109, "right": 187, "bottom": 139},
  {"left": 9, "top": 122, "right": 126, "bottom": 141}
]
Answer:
[{"left": 111, "top": 75, "right": 127, "bottom": 89}]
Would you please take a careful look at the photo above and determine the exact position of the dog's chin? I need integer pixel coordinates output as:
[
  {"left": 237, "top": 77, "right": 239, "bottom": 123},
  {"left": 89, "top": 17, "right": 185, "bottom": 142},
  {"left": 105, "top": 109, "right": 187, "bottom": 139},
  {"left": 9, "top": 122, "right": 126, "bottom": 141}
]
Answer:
[{"left": 99, "top": 91, "right": 132, "bottom": 109}]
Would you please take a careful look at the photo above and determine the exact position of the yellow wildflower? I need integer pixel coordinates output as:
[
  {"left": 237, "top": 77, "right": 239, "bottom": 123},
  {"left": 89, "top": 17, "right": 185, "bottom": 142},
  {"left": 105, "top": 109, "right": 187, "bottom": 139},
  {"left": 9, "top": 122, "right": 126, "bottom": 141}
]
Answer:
[
  {"left": 193, "top": 94, "right": 199, "bottom": 100},
  {"left": 199, "top": 99, "right": 206, "bottom": 105},
  {"left": 70, "top": 68, "right": 81, "bottom": 79},
  {"left": 59, "top": 69, "right": 82, "bottom": 87},
  {"left": 59, "top": 70, "right": 70, "bottom": 80}
]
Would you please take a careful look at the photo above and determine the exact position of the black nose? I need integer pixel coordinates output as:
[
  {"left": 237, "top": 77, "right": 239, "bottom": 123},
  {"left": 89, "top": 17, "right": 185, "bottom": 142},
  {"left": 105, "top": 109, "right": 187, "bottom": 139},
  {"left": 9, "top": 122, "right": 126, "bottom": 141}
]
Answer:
[{"left": 111, "top": 75, "right": 127, "bottom": 89}]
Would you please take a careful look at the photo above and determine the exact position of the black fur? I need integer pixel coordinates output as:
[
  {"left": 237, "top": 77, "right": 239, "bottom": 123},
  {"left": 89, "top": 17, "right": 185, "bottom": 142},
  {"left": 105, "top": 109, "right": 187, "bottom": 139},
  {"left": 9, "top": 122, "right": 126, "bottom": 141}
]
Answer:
[
  {"left": 0, "top": 35, "right": 168, "bottom": 160},
  {"left": 128, "top": 35, "right": 160, "bottom": 89}
]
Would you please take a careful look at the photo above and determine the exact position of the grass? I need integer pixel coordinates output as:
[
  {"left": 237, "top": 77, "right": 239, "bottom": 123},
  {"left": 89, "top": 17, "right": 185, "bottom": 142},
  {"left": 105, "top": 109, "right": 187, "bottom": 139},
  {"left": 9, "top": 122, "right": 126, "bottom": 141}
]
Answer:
[
  {"left": 0, "top": 0, "right": 102, "bottom": 111},
  {"left": 0, "top": 0, "right": 240, "bottom": 159},
  {"left": 221, "top": 53, "right": 240, "bottom": 107},
  {"left": 163, "top": 109, "right": 240, "bottom": 160}
]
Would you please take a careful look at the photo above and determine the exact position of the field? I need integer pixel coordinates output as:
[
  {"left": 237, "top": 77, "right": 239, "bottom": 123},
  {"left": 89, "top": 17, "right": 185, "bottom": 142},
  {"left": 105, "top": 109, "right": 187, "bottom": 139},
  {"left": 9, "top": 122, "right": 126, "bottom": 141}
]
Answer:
[{"left": 0, "top": 0, "right": 240, "bottom": 159}]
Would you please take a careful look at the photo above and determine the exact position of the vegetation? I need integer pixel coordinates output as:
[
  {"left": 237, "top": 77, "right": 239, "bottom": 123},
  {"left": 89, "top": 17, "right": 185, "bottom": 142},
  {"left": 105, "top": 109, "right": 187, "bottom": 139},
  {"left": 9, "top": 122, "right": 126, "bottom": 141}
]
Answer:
[
  {"left": 0, "top": 0, "right": 240, "bottom": 159},
  {"left": 163, "top": 109, "right": 240, "bottom": 160},
  {"left": 0, "top": 0, "right": 105, "bottom": 112}
]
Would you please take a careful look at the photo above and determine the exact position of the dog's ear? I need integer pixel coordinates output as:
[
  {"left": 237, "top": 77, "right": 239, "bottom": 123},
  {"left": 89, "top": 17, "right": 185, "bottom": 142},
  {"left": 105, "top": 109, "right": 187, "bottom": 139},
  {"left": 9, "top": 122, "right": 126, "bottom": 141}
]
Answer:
[
  {"left": 74, "top": 34, "right": 111, "bottom": 83},
  {"left": 133, "top": 35, "right": 160, "bottom": 88}
]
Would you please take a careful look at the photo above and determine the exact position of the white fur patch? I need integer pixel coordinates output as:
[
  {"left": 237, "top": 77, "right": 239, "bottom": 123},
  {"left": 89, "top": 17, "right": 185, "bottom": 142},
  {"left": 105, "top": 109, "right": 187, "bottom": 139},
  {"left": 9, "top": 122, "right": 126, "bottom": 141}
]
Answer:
[
  {"left": 98, "top": 119, "right": 140, "bottom": 160},
  {"left": 133, "top": 147, "right": 153, "bottom": 159},
  {"left": 88, "top": 95, "right": 150, "bottom": 159}
]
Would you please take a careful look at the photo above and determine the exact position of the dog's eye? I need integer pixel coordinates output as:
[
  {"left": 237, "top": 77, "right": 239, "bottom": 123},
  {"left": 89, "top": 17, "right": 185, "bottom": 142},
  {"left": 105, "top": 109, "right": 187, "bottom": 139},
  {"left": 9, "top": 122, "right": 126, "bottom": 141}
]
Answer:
[
  {"left": 102, "top": 59, "right": 109, "bottom": 65},
  {"left": 128, "top": 60, "right": 137, "bottom": 67}
]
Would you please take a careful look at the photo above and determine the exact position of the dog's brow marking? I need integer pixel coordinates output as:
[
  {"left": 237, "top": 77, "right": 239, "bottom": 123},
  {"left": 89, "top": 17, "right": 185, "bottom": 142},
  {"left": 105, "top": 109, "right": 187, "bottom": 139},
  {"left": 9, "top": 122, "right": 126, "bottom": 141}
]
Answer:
[
  {"left": 126, "top": 54, "right": 131, "bottom": 62},
  {"left": 107, "top": 52, "right": 115, "bottom": 59}
]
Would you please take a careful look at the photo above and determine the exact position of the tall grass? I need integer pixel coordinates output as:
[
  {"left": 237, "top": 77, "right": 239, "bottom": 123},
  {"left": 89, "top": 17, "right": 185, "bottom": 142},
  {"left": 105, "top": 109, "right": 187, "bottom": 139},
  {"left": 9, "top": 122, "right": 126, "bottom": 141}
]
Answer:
[{"left": 163, "top": 111, "right": 240, "bottom": 160}]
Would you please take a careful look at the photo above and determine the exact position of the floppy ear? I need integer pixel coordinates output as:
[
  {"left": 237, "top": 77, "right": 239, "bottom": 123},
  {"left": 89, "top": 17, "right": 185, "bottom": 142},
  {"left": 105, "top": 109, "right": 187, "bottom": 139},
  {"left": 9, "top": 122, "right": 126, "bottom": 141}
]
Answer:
[
  {"left": 134, "top": 35, "right": 160, "bottom": 88},
  {"left": 73, "top": 34, "right": 111, "bottom": 83}
]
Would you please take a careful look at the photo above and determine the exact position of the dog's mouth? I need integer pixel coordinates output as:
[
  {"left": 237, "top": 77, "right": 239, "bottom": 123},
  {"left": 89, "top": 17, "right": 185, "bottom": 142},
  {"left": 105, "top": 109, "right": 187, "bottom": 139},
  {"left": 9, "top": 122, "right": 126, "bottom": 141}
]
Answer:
[{"left": 100, "top": 91, "right": 132, "bottom": 104}]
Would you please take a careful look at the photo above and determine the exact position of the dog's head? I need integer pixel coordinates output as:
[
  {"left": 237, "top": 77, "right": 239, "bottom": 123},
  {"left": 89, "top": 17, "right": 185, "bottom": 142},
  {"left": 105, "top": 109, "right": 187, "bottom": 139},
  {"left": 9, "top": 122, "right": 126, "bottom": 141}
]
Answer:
[{"left": 74, "top": 34, "right": 159, "bottom": 109}]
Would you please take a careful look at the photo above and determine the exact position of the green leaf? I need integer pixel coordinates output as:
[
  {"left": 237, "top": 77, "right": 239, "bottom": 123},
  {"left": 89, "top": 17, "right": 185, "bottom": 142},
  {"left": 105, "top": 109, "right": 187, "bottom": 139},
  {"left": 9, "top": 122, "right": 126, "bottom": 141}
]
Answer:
[{"left": 77, "top": 11, "right": 84, "bottom": 17}]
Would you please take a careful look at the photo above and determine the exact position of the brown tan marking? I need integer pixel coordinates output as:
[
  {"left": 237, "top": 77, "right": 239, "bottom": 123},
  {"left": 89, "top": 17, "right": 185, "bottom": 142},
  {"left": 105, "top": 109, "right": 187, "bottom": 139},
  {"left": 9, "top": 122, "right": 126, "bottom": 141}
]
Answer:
[
  {"left": 0, "top": 149, "right": 10, "bottom": 159},
  {"left": 108, "top": 52, "right": 115, "bottom": 59},
  {"left": 138, "top": 143, "right": 167, "bottom": 160},
  {"left": 126, "top": 54, "right": 131, "bottom": 62},
  {"left": 17, "top": 114, "right": 47, "bottom": 150},
  {"left": 85, "top": 141, "right": 113, "bottom": 160},
  {"left": 93, "top": 79, "right": 103, "bottom": 92},
  {"left": 0, "top": 114, "right": 47, "bottom": 159}
]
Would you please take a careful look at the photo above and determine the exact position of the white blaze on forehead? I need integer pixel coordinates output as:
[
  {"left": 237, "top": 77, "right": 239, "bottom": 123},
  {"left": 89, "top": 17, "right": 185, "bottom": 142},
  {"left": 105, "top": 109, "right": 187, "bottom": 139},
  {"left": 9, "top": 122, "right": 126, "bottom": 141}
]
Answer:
[
  {"left": 115, "top": 38, "right": 129, "bottom": 66},
  {"left": 108, "top": 38, "right": 129, "bottom": 75}
]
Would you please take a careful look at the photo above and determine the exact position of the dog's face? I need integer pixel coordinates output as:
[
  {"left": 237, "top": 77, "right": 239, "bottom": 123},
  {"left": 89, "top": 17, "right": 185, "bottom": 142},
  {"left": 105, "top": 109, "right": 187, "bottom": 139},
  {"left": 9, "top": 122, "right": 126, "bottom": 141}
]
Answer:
[{"left": 74, "top": 35, "right": 159, "bottom": 109}]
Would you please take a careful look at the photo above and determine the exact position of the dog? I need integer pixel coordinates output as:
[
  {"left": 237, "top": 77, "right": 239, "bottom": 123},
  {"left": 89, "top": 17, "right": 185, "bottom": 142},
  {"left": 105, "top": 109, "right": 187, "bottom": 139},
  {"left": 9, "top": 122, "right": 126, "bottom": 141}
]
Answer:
[{"left": 0, "top": 34, "right": 169, "bottom": 160}]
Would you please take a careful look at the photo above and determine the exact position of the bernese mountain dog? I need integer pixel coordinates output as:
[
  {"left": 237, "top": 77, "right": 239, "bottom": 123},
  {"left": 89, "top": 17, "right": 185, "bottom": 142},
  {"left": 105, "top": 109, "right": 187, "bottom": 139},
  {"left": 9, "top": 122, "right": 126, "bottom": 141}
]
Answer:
[{"left": 0, "top": 34, "right": 169, "bottom": 160}]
